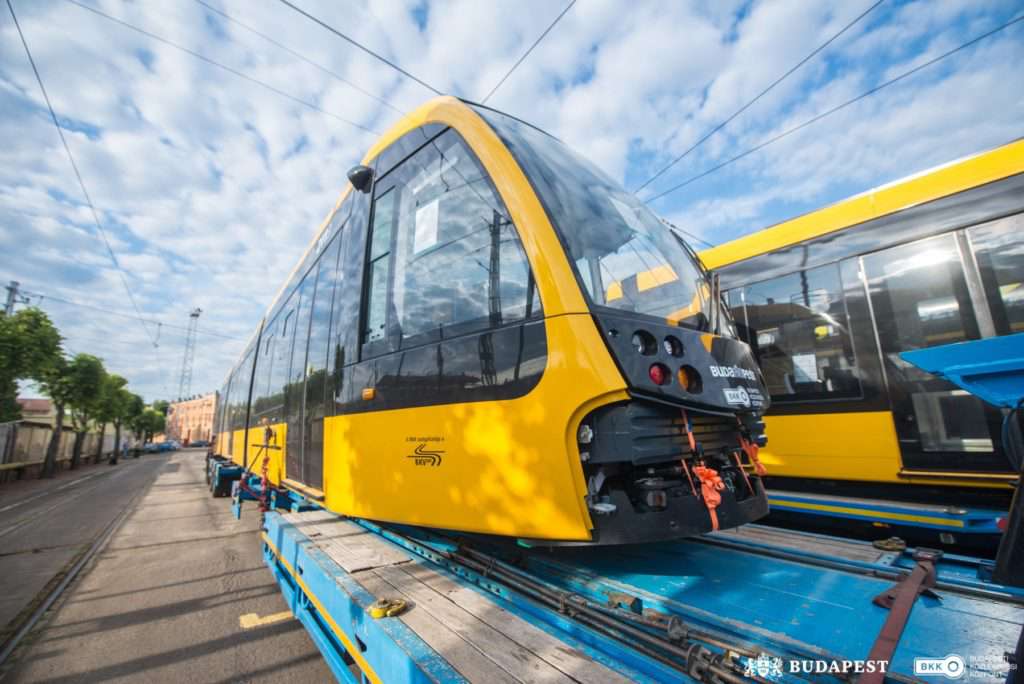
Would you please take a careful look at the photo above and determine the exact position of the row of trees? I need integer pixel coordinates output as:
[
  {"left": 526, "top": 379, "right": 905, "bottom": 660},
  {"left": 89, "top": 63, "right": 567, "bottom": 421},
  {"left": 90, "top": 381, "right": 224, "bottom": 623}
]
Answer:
[{"left": 0, "top": 307, "right": 166, "bottom": 478}]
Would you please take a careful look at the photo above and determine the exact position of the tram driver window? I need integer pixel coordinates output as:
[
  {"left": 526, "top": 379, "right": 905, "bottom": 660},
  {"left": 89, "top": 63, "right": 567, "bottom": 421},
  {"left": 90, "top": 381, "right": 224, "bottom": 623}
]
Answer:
[
  {"left": 728, "top": 263, "right": 861, "bottom": 402},
  {"left": 363, "top": 129, "right": 538, "bottom": 354}
]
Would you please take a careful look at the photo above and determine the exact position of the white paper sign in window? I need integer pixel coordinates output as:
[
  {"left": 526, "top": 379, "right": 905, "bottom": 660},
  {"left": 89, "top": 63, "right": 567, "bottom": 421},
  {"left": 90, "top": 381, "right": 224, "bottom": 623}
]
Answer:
[
  {"left": 414, "top": 199, "right": 440, "bottom": 254},
  {"left": 792, "top": 353, "right": 819, "bottom": 383}
]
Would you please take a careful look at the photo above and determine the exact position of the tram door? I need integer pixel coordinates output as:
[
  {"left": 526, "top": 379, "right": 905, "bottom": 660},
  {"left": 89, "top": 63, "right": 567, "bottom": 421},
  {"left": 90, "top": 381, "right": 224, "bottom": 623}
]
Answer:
[{"left": 861, "top": 231, "right": 1009, "bottom": 473}]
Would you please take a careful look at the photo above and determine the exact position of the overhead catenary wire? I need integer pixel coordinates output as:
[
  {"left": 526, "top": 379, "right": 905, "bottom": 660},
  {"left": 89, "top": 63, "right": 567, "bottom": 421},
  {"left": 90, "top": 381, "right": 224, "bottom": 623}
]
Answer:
[
  {"left": 634, "top": 0, "right": 886, "bottom": 194},
  {"left": 274, "top": 0, "right": 444, "bottom": 97},
  {"left": 6, "top": 0, "right": 157, "bottom": 348},
  {"left": 64, "top": 0, "right": 383, "bottom": 136},
  {"left": 481, "top": 0, "right": 576, "bottom": 104},
  {"left": 191, "top": 0, "right": 405, "bottom": 116},
  {"left": 644, "top": 13, "right": 1024, "bottom": 206},
  {"left": 20, "top": 288, "right": 246, "bottom": 342}
]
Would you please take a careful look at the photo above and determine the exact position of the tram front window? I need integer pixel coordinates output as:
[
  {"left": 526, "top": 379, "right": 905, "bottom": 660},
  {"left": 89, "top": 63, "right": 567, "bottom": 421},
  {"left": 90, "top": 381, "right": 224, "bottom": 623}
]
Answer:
[{"left": 476, "top": 106, "right": 717, "bottom": 332}]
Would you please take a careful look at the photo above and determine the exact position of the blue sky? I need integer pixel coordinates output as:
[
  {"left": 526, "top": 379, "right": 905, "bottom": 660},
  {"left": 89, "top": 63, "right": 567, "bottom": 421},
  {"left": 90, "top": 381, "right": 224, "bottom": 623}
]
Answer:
[{"left": 2, "top": 0, "right": 1022, "bottom": 402}]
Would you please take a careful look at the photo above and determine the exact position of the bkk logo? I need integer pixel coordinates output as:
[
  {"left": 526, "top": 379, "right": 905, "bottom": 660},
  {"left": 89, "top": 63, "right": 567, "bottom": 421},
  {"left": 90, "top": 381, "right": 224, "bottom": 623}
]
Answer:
[
  {"left": 723, "top": 386, "right": 751, "bottom": 407},
  {"left": 914, "top": 655, "right": 966, "bottom": 679}
]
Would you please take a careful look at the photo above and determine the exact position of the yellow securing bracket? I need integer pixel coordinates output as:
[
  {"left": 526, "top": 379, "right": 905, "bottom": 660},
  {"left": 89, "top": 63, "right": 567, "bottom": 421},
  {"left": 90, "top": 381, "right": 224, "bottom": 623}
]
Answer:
[{"left": 368, "top": 598, "right": 408, "bottom": 618}]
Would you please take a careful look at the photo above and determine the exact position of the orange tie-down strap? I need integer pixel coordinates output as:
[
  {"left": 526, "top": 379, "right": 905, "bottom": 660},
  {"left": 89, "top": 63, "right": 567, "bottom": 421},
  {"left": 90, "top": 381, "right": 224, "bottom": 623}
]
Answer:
[
  {"left": 738, "top": 435, "right": 767, "bottom": 477},
  {"left": 692, "top": 465, "right": 725, "bottom": 531}
]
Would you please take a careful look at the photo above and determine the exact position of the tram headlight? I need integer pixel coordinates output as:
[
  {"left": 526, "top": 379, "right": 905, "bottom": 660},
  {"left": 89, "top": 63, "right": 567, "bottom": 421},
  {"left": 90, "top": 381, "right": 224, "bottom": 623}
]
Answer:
[
  {"left": 631, "top": 330, "right": 656, "bottom": 355},
  {"left": 663, "top": 335, "right": 683, "bottom": 357}
]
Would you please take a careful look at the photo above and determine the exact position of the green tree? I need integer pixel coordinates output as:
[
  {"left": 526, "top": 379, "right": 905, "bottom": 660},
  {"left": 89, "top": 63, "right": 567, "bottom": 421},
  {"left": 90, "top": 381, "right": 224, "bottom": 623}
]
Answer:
[
  {"left": 0, "top": 308, "right": 62, "bottom": 422},
  {"left": 38, "top": 355, "right": 70, "bottom": 479},
  {"left": 151, "top": 399, "right": 169, "bottom": 416},
  {"left": 132, "top": 408, "right": 165, "bottom": 444},
  {"left": 65, "top": 354, "right": 105, "bottom": 470},
  {"left": 96, "top": 374, "right": 128, "bottom": 465},
  {"left": 123, "top": 393, "right": 144, "bottom": 458}
]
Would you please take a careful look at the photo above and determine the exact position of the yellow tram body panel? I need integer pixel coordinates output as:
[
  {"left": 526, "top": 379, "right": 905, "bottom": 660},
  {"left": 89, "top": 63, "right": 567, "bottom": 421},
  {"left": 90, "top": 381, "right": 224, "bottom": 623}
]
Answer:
[
  {"left": 229, "top": 425, "right": 286, "bottom": 486},
  {"left": 757, "top": 412, "right": 900, "bottom": 482},
  {"left": 321, "top": 315, "right": 628, "bottom": 540}
]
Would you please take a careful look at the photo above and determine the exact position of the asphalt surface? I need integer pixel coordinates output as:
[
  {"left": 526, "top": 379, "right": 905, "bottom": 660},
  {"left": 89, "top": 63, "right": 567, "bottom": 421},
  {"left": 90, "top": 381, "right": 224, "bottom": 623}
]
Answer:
[
  {"left": 1, "top": 448, "right": 330, "bottom": 683},
  {"left": 0, "top": 454, "right": 163, "bottom": 637}
]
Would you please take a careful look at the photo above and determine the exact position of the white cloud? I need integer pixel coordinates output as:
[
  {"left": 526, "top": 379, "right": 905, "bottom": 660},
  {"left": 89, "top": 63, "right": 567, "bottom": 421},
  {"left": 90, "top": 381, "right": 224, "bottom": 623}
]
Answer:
[{"left": 2, "top": 0, "right": 1021, "bottom": 402}]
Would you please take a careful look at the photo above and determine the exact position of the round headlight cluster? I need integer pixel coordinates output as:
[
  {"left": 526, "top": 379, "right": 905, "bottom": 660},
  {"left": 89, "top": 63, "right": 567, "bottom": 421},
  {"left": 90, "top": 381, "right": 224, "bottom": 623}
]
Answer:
[{"left": 632, "top": 329, "right": 700, "bottom": 391}]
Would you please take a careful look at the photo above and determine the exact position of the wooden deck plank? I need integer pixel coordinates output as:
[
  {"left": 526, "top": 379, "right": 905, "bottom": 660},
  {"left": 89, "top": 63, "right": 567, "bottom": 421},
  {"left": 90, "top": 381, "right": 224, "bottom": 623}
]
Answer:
[
  {"left": 358, "top": 568, "right": 521, "bottom": 684},
  {"left": 283, "top": 513, "right": 411, "bottom": 573},
  {"left": 405, "top": 563, "right": 631, "bottom": 684},
  {"left": 285, "top": 511, "right": 628, "bottom": 682},
  {"left": 374, "top": 564, "right": 578, "bottom": 684}
]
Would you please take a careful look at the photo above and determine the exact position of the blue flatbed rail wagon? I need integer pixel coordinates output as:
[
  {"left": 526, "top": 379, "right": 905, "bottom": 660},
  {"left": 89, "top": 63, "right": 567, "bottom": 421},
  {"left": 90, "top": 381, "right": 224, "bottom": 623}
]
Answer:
[
  {"left": 204, "top": 332, "right": 1024, "bottom": 682},
  {"left": 256, "top": 500, "right": 1022, "bottom": 683}
]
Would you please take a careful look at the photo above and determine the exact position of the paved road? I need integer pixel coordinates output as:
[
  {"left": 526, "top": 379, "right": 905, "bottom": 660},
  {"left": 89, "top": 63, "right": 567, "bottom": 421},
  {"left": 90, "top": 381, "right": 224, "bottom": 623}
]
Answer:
[
  {"left": 2, "top": 448, "right": 330, "bottom": 683},
  {"left": 0, "top": 455, "right": 164, "bottom": 637}
]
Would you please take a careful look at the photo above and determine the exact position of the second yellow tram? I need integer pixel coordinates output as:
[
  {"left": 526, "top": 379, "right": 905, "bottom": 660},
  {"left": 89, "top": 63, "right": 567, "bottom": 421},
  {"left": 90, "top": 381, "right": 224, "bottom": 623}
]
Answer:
[{"left": 700, "top": 139, "right": 1024, "bottom": 514}]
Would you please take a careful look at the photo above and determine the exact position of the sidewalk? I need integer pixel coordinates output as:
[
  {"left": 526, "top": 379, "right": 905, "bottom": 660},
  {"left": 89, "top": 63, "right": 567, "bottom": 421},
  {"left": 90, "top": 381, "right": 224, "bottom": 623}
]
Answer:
[{"left": 4, "top": 448, "right": 330, "bottom": 683}]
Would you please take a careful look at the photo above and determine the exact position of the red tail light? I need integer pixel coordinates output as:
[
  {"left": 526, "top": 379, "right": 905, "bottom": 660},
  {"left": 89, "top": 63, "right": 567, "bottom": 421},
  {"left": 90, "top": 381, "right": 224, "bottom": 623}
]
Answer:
[{"left": 649, "top": 363, "right": 669, "bottom": 385}]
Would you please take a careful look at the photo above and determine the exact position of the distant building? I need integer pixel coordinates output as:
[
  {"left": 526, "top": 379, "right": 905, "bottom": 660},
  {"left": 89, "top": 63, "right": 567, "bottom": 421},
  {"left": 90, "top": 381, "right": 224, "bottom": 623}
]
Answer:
[
  {"left": 17, "top": 397, "right": 54, "bottom": 423},
  {"left": 166, "top": 394, "right": 216, "bottom": 444}
]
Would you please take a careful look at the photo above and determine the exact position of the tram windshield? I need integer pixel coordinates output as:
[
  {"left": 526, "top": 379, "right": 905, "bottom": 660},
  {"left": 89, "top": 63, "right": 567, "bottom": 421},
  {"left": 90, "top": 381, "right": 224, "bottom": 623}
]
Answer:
[{"left": 474, "top": 105, "right": 717, "bottom": 332}]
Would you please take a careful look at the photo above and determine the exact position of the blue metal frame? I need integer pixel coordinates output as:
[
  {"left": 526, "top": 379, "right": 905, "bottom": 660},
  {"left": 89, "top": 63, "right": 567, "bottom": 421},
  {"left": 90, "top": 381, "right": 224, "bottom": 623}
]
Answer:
[
  {"left": 208, "top": 458, "right": 243, "bottom": 498},
  {"left": 258, "top": 507, "right": 1023, "bottom": 683},
  {"left": 357, "top": 519, "right": 1023, "bottom": 682},
  {"left": 767, "top": 490, "right": 1005, "bottom": 534},
  {"left": 901, "top": 333, "right": 1024, "bottom": 409}
]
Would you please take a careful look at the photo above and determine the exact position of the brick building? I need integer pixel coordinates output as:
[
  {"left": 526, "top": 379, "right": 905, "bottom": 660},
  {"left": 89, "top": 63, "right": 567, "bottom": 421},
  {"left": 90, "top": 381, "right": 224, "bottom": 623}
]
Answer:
[{"left": 166, "top": 393, "right": 216, "bottom": 445}]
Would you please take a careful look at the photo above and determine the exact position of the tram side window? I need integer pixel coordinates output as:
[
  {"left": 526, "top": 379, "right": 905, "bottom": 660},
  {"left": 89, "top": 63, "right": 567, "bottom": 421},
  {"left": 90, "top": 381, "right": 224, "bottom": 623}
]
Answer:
[
  {"left": 333, "top": 191, "right": 370, "bottom": 375},
  {"left": 218, "top": 378, "right": 231, "bottom": 436},
  {"left": 969, "top": 213, "right": 1024, "bottom": 336},
  {"left": 251, "top": 321, "right": 276, "bottom": 421},
  {"left": 362, "top": 129, "right": 538, "bottom": 354},
  {"left": 231, "top": 347, "right": 255, "bottom": 430},
  {"left": 364, "top": 189, "right": 397, "bottom": 347},
  {"left": 266, "top": 304, "right": 295, "bottom": 423},
  {"left": 727, "top": 263, "right": 861, "bottom": 402},
  {"left": 286, "top": 273, "right": 317, "bottom": 420},
  {"left": 306, "top": 233, "right": 342, "bottom": 418}
]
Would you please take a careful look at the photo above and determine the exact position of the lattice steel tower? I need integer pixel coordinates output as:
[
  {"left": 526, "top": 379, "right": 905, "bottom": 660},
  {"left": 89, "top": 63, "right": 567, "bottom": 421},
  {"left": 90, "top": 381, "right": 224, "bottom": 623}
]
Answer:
[{"left": 177, "top": 308, "right": 202, "bottom": 400}]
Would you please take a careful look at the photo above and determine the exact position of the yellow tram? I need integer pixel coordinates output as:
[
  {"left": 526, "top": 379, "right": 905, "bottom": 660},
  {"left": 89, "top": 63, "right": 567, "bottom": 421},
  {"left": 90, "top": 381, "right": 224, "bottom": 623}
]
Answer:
[
  {"left": 213, "top": 97, "right": 770, "bottom": 544},
  {"left": 701, "top": 139, "right": 1024, "bottom": 511}
]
